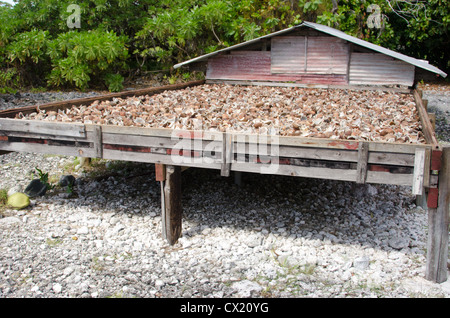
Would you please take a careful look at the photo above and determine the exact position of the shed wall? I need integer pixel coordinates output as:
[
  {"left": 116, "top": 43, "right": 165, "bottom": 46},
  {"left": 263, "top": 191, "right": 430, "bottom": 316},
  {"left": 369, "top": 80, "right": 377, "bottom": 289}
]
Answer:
[
  {"left": 349, "top": 53, "right": 415, "bottom": 86},
  {"left": 205, "top": 35, "right": 414, "bottom": 86}
]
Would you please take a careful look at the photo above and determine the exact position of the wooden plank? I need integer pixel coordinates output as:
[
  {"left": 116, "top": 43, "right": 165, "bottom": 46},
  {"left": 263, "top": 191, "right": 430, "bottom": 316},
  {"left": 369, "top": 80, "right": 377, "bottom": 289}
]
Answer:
[
  {"left": 267, "top": 143, "right": 415, "bottom": 167},
  {"left": 0, "top": 141, "right": 97, "bottom": 158},
  {"left": 413, "top": 89, "right": 439, "bottom": 147},
  {"left": 0, "top": 118, "right": 85, "bottom": 138},
  {"left": 423, "top": 147, "right": 431, "bottom": 188},
  {"left": 412, "top": 148, "right": 426, "bottom": 195},
  {"left": 428, "top": 113, "right": 436, "bottom": 130},
  {"left": 221, "top": 133, "right": 232, "bottom": 177},
  {"left": 162, "top": 165, "right": 182, "bottom": 245},
  {"left": 368, "top": 151, "right": 415, "bottom": 167},
  {"left": 92, "top": 125, "right": 103, "bottom": 158},
  {"left": 231, "top": 161, "right": 412, "bottom": 186},
  {"left": 366, "top": 171, "right": 412, "bottom": 186},
  {"left": 426, "top": 146, "right": 449, "bottom": 283},
  {"left": 232, "top": 161, "right": 356, "bottom": 180},
  {"left": 101, "top": 126, "right": 223, "bottom": 142},
  {"left": 1, "top": 130, "right": 94, "bottom": 143},
  {"left": 356, "top": 142, "right": 369, "bottom": 184},
  {"left": 102, "top": 148, "right": 222, "bottom": 169},
  {"left": 102, "top": 132, "right": 222, "bottom": 150},
  {"left": 236, "top": 132, "right": 429, "bottom": 154}
]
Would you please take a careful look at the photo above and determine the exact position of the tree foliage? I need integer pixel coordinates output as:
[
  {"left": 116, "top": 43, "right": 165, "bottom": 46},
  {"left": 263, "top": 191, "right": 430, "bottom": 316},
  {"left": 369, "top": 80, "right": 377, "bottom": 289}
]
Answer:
[
  {"left": 317, "top": 0, "right": 449, "bottom": 74},
  {"left": 0, "top": 0, "right": 447, "bottom": 92}
]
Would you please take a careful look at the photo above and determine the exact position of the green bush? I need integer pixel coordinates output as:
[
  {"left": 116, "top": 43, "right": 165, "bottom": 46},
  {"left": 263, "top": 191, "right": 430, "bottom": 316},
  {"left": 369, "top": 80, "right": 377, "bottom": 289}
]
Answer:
[
  {"left": 47, "top": 30, "right": 128, "bottom": 91},
  {"left": 0, "top": 68, "right": 19, "bottom": 94},
  {"left": 2, "top": 28, "right": 128, "bottom": 91},
  {"left": 0, "top": 0, "right": 448, "bottom": 91},
  {"left": 5, "top": 29, "right": 50, "bottom": 86}
]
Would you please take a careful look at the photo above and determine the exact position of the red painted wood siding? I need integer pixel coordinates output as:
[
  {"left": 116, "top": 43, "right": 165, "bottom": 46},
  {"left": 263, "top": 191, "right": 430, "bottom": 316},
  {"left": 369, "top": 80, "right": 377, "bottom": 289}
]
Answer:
[
  {"left": 206, "top": 50, "right": 347, "bottom": 85},
  {"left": 206, "top": 51, "right": 272, "bottom": 80}
]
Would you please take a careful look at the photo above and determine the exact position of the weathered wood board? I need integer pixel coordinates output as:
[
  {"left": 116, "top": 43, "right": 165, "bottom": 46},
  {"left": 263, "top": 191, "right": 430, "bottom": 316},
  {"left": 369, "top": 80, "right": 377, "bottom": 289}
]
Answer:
[{"left": 0, "top": 115, "right": 433, "bottom": 192}]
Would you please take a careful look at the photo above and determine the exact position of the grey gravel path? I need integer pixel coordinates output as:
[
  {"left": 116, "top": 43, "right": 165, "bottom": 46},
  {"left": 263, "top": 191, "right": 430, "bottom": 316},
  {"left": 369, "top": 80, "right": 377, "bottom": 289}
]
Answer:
[{"left": 0, "top": 86, "right": 449, "bottom": 298}]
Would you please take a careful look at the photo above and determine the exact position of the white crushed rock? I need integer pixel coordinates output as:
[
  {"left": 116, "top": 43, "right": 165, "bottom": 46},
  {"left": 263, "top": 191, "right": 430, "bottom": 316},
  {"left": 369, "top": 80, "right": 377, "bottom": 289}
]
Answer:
[{"left": 0, "top": 87, "right": 449, "bottom": 298}]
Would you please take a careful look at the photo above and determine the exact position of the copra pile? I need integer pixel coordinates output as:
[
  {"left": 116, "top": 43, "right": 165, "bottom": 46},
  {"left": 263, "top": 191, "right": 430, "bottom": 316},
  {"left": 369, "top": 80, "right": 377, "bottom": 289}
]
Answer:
[{"left": 16, "top": 84, "right": 424, "bottom": 143}]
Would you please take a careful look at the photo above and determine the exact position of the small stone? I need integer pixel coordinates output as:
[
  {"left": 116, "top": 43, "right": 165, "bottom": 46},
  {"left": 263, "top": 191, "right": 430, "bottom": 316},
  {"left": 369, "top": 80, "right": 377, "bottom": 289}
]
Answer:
[
  {"left": 7, "top": 193, "right": 30, "bottom": 210},
  {"left": 388, "top": 237, "right": 409, "bottom": 250},
  {"left": 7, "top": 185, "right": 22, "bottom": 197},
  {"left": 24, "top": 179, "right": 47, "bottom": 197},
  {"left": 77, "top": 226, "right": 89, "bottom": 235},
  {"left": 59, "top": 175, "right": 76, "bottom": 187},
  {"left": 53, "top": 283, "right": 62, "bottom": 294},
  {"left": 231, "top": 280, "right": 262, "bottom": 297},
  {"left": 0, "top": 216, "right": 22, "bottom": 226},
  {"left": 353, "top": 256, "right": 370, "bottom": 270},
  {"left": 63, "top": 267, "right": 74, "bottom": 276},
  {"left": 366, "top": 184, "right": 378, "bottom": 196}
]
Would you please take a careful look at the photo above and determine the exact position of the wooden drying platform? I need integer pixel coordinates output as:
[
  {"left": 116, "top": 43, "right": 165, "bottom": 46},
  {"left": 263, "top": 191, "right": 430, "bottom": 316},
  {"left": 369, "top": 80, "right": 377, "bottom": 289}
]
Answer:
[{"left": 0, "top": 80, "right": 448, "bottom": 283}]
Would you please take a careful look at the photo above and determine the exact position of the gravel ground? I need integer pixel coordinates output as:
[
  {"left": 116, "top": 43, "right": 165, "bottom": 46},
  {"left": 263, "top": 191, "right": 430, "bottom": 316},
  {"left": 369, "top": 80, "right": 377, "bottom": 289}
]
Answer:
[{"left": 0, "top": 85, "right": 449, "bottom": 299}]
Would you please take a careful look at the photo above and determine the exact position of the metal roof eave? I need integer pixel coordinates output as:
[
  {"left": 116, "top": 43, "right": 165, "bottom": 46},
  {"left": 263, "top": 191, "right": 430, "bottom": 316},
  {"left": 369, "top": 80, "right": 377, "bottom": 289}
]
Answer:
[
  {"left": 302, "top": 22, "right": 447, "bottom": 78},
  {"left": 173, "top": 25, "right": 301, "bottom": 69},
  {"left": 174, "top": 22, "right": 447, "bottom": 78}
]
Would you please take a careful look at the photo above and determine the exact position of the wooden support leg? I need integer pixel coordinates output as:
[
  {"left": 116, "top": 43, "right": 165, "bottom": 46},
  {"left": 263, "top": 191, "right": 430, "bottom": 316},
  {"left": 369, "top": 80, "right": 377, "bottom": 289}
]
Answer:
[
  {"left": 234, "top": 171, "right": 242, "bottom": 187},
  {"left": 356, "top": 142, "right": 369, "bottom": 184},
  {"left": 221, "top": 133, "right": 232, "bottom": 177},
  {"left": 415, "top": 187, "right": 427, "bottom": 209},
  {"left": 160, "top": 165, "right": 182, "bottom": 245},
  {"left": 426, "top": 146, "right": 449, "bottom": 283}
]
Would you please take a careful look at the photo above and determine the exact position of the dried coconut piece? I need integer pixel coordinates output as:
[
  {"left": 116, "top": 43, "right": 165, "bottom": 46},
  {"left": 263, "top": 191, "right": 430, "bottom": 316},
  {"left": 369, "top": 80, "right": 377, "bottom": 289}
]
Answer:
[{"left": 16, "top": 84, "right": 422, "bottom": 144}]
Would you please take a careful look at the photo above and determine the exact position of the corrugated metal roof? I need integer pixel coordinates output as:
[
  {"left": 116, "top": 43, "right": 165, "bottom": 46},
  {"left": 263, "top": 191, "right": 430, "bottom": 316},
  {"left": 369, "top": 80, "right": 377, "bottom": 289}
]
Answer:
[
  {"left": 173, "top": 21, "right": 447, "bottom": 78},
  {"left": 173, "top": 25, "right": 299, "bottom": 69}
]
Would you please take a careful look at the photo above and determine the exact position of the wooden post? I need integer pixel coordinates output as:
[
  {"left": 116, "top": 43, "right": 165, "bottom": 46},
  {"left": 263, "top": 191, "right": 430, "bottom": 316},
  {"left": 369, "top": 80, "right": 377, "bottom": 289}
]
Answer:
[
  {"left": 234, "top": 171, "right": 242, "bottom": 186},
  {"left": 93, "top": 125, "right": 103, "bottom": 158},
  {"left": 426, "top": 146, "right": 449, "bottom": 283},
  {"left": 161, "top": 165, "right": 182, "bottom": 245},
  {"left": 356, "top": 142, "right": 369, "bottom": 184},
  {"left": 221, "top": 133, "right": 232, "bottom": 177},
  {"left": 412, "top": 148, "right": 426, "bottom": 196}
]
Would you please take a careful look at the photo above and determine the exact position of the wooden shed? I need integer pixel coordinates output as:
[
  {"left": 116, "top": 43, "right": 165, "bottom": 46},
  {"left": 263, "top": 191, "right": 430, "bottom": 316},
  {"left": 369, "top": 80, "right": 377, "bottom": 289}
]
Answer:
[
  {"left": 174, "top": 21, "right": 446, "bottom": 87},
  {"left": 0, "top": 22, "right": 448, "bottom": 283}
]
